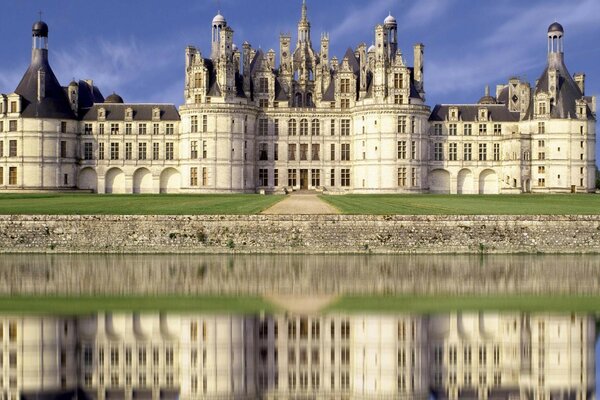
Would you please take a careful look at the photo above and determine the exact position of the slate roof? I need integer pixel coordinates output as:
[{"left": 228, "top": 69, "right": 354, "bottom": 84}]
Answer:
[
  {"left": 14, "top": 49, "right": 75, "bottom": 119},
  {"left": 429, "top": 104, "right": 521, "bottom": 122},
  {"left": 80, "top": 104, "right": 180, "bottom": 121}
]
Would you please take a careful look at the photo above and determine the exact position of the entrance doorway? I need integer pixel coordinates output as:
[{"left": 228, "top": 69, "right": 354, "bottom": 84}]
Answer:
[{"left": 300, "top": 169, "right": 309, "bottom": 190}]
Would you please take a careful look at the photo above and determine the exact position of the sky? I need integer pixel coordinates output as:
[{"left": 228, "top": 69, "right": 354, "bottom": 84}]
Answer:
[{"left": 1, "top": 0, "right": 599, "bottom": 166}]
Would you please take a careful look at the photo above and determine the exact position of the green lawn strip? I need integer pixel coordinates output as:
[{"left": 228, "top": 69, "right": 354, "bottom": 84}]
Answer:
[
  {"left": 327, "top": 295, "right": 600, "bottom": 313},
  {"left": 321, "top": 194, "right": 600, "bottom": 215},
  {"left": 0, "top": 194, "right": 284, "bottom": 215},
  {"left": 0, "top": 296, "right": 278, "bottom": 315}
]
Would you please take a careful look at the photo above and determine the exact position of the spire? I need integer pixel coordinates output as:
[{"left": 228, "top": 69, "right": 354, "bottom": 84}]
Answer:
[
  {"left": 301, "top": 0, "right": 307, "bottom": 22},
  {"left": 297, "top": 0, "right": 311, "bottom": 45}
]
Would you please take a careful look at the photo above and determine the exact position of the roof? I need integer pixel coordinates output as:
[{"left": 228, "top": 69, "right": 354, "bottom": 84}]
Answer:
[
  {"left": 342, "top": 48, "right": 360, "bottom": 74},
  {"left": 429, "top": 104, "right": 521, "bottom": 122},
  {"left": 80, "top": 103, "right": 180, "bottom": 121},
  {"left": 14, "top": 49, "right": 76, "bottom": 119}
]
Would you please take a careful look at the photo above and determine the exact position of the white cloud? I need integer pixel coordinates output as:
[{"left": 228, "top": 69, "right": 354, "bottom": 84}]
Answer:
[
  {"left": 330, "top": 0, "right": 396, "bottom": 43},
  {"left": 402, "top": 0, "right": 454, "bottom": 29}
]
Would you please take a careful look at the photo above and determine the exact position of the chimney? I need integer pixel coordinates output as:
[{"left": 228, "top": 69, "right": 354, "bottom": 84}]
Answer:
[
  {"left": 413, "top": 43, "right": 424, "bottom": 92},
  {"left": 574, "top": 73, "right": 585, "bottom": 95}
]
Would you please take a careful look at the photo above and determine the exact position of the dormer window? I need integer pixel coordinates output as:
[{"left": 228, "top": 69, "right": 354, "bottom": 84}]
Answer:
[
  {"left": 125, "top": 108, "right": 133, "bottom": 120},
  {"left": 478, "top": 108, "right": 488, "bottom": 121},
  {"left": 98, "top": 108, "right": 106, "bottom": 120},
  {"left": 449, "top": 107, "right": 459, "bottom": 121},
  {"left": 538, "top": 102, "right": 547, "bottom": 115},
  {"left": 152, "top": 107, "right": 161, "bottom": 121}
]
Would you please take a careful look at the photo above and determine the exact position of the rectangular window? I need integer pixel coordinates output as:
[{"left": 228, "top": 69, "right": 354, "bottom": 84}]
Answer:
[
  {"left": 191, "top": 141, "right": 198, "bottom": 159},
  {"left": 311, "top": 144, "right": 320, "bottom": 161},
  {"left": 202, "top": 141, "right": 207, "bottom": 158},
  {"left": 60, "top": 141, "right": 67, "bottom": 158},
  {"left": 464, "top": 124, "right": 472, "bottom": 136},
  {"left": 191, "top": 116, "right": 198, "bottom": 133},
  {"left": 394, "top": 73, "right": 403, "bottom": 89},
  {"left": 397, "top": 116, "right": 407, "bottom": 134},
  {"left": 397, "top": 141, "right": 406, "bottom": 160},
  {"left": 330, "top": 120, "right": 335, "bottom": 135},
  {"left": 0, "top": 141, "right": 3, "bottom": 157},
  {"left": 98, "top": 143, "right": 105, "bottom": 160},
  {"left": 288, "top": 119, "right": 297, "bottom": 136},
  {"left": 494, "top": 124, "right": 502, "bottom": 135},
  {"left": 311, "top": 169, "right": 320, "bottom": 187},
  {"left": 138, "top": 143, "right": 147, "bottom": 160},
  {"left": 340, "top": 98, "right": 350, "bottom": 109},
  {"left": 9, "top": 120, "right": 17, "bottom": 132},
  {"left": 449, "top": 143, "right": 457, "bottom": 161},
  {"left": 194, "top": 72, "right": 203, "bottom": 88},
  {"left": 539, "top": 122, "right": 545, "bottom": 133},
  {"left": 478, "top": 143, "right": 487, "bottom": 161},
  {"left": 341, "top": 169, "right": 350, "bottom": 187},
  {"left": 434, "top": 142, "right": 443, "bottom": 161},
  {"left": 165, "top": 142, "right": 174, "bottom": 160},
  {"left": 434, "top": 124, "right": 442, "bottom": 136},
  {"left": 258, "top": 77, "right": 269, "bottom": 93},
  {"left": 274, "top": 169, "right": 279, "bottom": 187},
  {"left": 258, "top": 119, "right": 268, "bottom": 136},
  {"left": 394, "top": 94, "right": 403, "bottom": 105},
  {"left": 493, "top": 143, "right": 500, "bottom": 161},
  {"left": 153, "top": 123, "right": 160, "bottom": 135},
  {"left": 259, "top": 169, "right": 268, "bottom": 186},
  {"left": 153, "top": 143, "right": 160, "bottom": 160},
  {"left": 300, "top": 144, "right": 308, "bottom": 161},
  {"left": 411, "top": 168, "right": 417, "bottom": 187},
  {"left": 8, "top": 167, "right": 17, "bottom": 185},
  {"left": 538, "top": 152, "right": 546, "bottom": 160},
  {"left": 479, "top": 124, "right": 487, "bottom": 135},
  {"left": 274, "top": 119, "right": 279, "bottom": 136},
  {"left": 9, "top": 140, "right": 17, "bottom": 157},
  {"left": 288, "top": 144, "right": 296, "bottom": 161},
  {"left": 411, "top": 141, "right": 416, "bottom": 160},
  {"left": 60, "top": 121, "right": 67, "bottom": 133},
  {"left": 259, "top": 99, "right": 269, "bottom": 108},
  {"left": 10, "top": 102, "right": 17, "bottom": 113},
  {"left": 330, "top": 169, "right": 335, "bottom": 187},
  {"left": 340, "top": 119, "right": 350, "bottom": 136},
  {"left": 202, "top": 167, "right": 208, "bottom": 186},
  {"left": 190, "top": 167, "right": 198, "bottom": 186},
  {"left": 311, "top": 120, "right": 320, "bottom": 136},
  {"left": 138, "top": 123, "right": 146, "bottom": 135},
  {"left": 330, "top": 144, "right": 335, "bottom": 160},
  {"left": 110, "top": 142, "right": 119, "bottom": 160},
  {"left": 110, "top": 123, "right": 119, "bottom": 135},
  {"left": 340, "top": 78, "right": 351, "bottom": 94},
  {"left": 166, "top": 123, "right": 174, "bottom": 135},
  {"left": 202, "top": 115, "right": 208, "bottom": 133},
  {"left": 288, "top": 169, "right": 297, "bottom": 187},
  {"left": 274, "top": 143, "right": 279, "bottom": 161},
  {"left": 125, "top": 123, "right": 132, "bottom": 135},
  {"left": 259, "top": 143, "right": 268, "bottom": 161},
  {"left": 448, "top": 124, "right": 457, "bottom": 136},
  {"left": 84, "top": 123, "right": 92, "bottom": 135},
  {"left": 341, "top": 143, "right": 350, "bottom": 161},
  {"left": 398, "top": 167, "right": 407, "bottom": 187},
  {"left": 463, "top": 143, "right": 472, "bottom": 161},
  {"left": 84, "top": 143, "right": 93, "bottom": 160}
]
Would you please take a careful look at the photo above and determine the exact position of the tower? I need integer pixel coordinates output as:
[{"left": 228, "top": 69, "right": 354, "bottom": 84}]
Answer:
[
  {"left": 383, "top": 13, "right": 398, "bottom": 60},
  {"left": 211, "top": 11, "right": 227, "bottom": 59},
  {"left": 297, "top": 0, "right": 311, "bottom": 46}
]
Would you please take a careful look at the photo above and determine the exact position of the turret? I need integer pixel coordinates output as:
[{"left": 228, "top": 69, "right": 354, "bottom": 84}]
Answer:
[
  {"left": 211, "top": 11, "right": 227, "bottom": 59},
  {"left": 297, "top": 0, "right": 311, "bottom": 46},
  {"left": 384, "top": 13, "right": 398, "bottom": 61}
]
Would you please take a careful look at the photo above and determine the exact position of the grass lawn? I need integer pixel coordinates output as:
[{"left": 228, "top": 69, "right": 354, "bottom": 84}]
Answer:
[
  {"left": 0, "top": 193, "right": 284, "bottom": 215},
  {"left": 328, "top": 295, "right": 600, "bottom": 313},
  {"left": 321, "top": 194, "right": 600, "bottom": 215},
  {"left": 0, "top": 296, "right": 278, "bottom": 315}
]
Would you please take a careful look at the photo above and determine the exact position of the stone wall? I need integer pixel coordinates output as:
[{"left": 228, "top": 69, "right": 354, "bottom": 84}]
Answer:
[{"left": 0, "top": 215, "right": 599, "bottom": 254}]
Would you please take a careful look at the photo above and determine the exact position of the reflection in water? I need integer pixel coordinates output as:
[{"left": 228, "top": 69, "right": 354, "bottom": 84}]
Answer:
[
  {"left": 1, "top": 254, "right": 600, "bottom": 295},
  {"left": 2, "top": 312, "right": 596, "bottom": 399}
]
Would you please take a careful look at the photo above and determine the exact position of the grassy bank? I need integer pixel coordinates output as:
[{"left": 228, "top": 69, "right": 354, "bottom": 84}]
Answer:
[
  {"left": 0, "top": 296, "right": 277, "bottom": 315},
  {"left": 328, "top": 295, "right": 600, "bottom": 313},
  {"left": 0, "top": 194, "right": 283, "bottom": 215},
  {"left": 321, "top": 194, "right": 600, "bottom": 215}
]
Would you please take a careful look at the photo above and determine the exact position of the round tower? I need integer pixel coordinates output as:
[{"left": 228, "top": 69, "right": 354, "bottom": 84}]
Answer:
[
  {"left": 211, "top": 11, "right": 227, "bottom": 59},
  {"left": 547, "top": 22, "right": 564, "bottom": 54}
]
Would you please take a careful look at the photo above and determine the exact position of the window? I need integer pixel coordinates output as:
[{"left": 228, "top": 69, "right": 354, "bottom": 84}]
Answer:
[
  {"left": 288, "top": 119, "right": 297, "bottom": 136},
  {"left": 538, "top": 152, "right": 546, "bottom": 160},
  {"left": 539, "top": 102, "right": 547, "bottom": 114},
  {"left": 398, "top": 116, "right": 407, "bottom": 134},
  {"left": 398, "top": 167, "right": 407, "bottom": 187},
  {"left": 259, "top": 99, "right": 269, "bottom": 108},
  {"left": 341, "top": 169, "right": 350, "bottom": 187},
  {"left": 448, "top": 123, "right": 457, "bottom": 136},
  {"left": 434, "top": 124, "right": 442, "bottom": 136},
  {"left": 538, "top": 166, "right": 546, "bottom": 174},
  {"left": 259, "top": 143, "right": 268, "bottom": 161},
  {"left": 191, "top": 141, "right": 198, "bottom": 159},
  {"left": 449, "top": 143, "right": 457, "bottom": 161},
  {"left": 463, "top": 143, "right": 472, "bottom": 161},
  {"left": 153, "top": 123, "right": 159, "bottom": 135},
  {"left": 202, "top": 167, "right": 208, "bottom": 186},
  {"left": 341, "top": 143, "right": 350, "bottom": 161},
  {"left": 464, "top": 124, "right": 472, "bottom": 136},
  {"left": 8, "top": 167, "right": 16, "bottom": 185},
  {"left": 311, "top": 144, "right": 320, "bottom": 161},
  {"left": 300, "top": 119, "right": 308, "bottom": 136},
  {"left": 434, "top": 143, "right": 443, "bottom": 161},
  {"left": 138, "top": 123, "right": 147, "bottom": 135},
  {"left": 9, "top": 140, "right": 17, "bottom": 157},
  {"left": 258, "top": 77, "right": 269, "bottom": 93},
  {"left": 0, "top": 141, "right": 3, "bottom": 157},
  {"left": 494, "top": 124, "right": 502, "bottom": 135},
  {"left": 340, "top": 78, "right": 350, "bottom": 94},
  {"left": 110, "top": 143, "right": 119, "bottom": 160},
  {"left": 394, "top": 73, "right": 403, "bottom": 89},
  {"left": 394, "top": 94, "right": 403, "bottom": 105},
  {"left": 479, "top": 346, "right": 487, "bottom": 365},
  {"left": 202, "top": 141, "right": 207, "bottom": 158},
  {"left": 61, "top": 121, "right": 67, "bottom": 133},
  {"left": 10, "top": 101, "right": 17, "bottom": 113},
  {"left": 258, "top": 119, "right": 268, "bottom": 136},
  {"left": 288, "top": 169, "right": 297, "bottom": 186},
  {"left": 60, "top": 141, "right": 67, "bottom": 158},
  {"left": 330, "top": 144, "right": 335, "bottom": 160},
  {"left": 111, "top": 348, "right": 119, "bottom": 366},
  {"left": 493, "top": 143, "right": 500, "bottom": 161},
  {"left": 125, "top": 123, "right": 132, "bottom": 135},
  {"left": 411, "top": 141, "right": 417, "bottom": 160},
  {"left": 479, "top": 124, "right": 487, "bottom": 135},
  {"left": 194, "top": 72, "right": 203, "bottom": 88},
  {"left": 300, "top": 144, "right": 308, "bottom": 161},
  {"left": 330, "top": 169, "right": 335, "bottom": 186},
  {"left": 202, "top": 115, "right": 207, "bottom": 133},
  {"left": 274, "top": 143, "right": 279, "bottom": 161},
  {"left": 9, "top": 120, "right": 17, "bottom": 132},
  {"left": 84, "top": 123, "right": 92, "bottom": 135},
  {"left": 125, "top": 143, "right": 132, "bottom": 160},
  {"left": 288, "top": 144, "right": 296, "bottom": 161},
  {"left": 84, "top": 143, "right": 93, "bottom": 160},
  {"left": 341, "top": 98, "right": 350, "bottom": 109},
  {"left": 166, "top": 123, "right": 174, "bottom": 135},
  {"left": 191, "top": 116, "right": 198, "bottom": 133},
  {"left": 478, "top": 143, "right": 487, "bottom": 161},
  {"left": 274, "top": 169, "right": 279, "bottom": 186},
  {"left": 190, "top": 167, "right": 198, "bottom": 187},
  {"left": 98, "top": 143, "right": 105, "bottom": 160},
  {"left": 165, "top": 142, "right": 174, "bottom": 160},
  {"left": 153, "top": 143, "right": 160, "bottom": 160},
  {"left": 341, "top": 119, "right": 350, "bottom": 136},
  {"left": 311, "top": 119, "right": 320, "bottom": 136},
  {"left": 138, "top": 143, "right": 147, "bottom": 160},
  {"left": 538, "top": 178, "right": 546, "bottom": 187},
  {"left": 397, "top": 141, "right": 406, "bottom": 159},
  {"left": 330, "top": 120, "right": 336, "bottom": 135},
  {"left": 110, "top": 123, "right": 119, "bottom": 135}
]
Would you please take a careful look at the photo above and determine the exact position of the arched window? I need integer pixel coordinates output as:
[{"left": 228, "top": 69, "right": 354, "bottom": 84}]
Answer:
[
  {"left": 311, "top": 119, "right": 320, "bottom": 136},
  {"left": 288, "top": 119, "right": 297, "bottom": 136},
  {"left": 300, "top": 119, "right": 309, "bottom": 136}
]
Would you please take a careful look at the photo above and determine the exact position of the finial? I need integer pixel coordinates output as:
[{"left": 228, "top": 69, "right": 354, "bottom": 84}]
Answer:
[
  {"left": 38, "top": 11, "right": 43, "bottom": 21},
  {"left": 485, "top": 85, "right": 490, "bottom": 96},
  {"left": 301, "top": 0, "right": 307, "bottom": 21}
]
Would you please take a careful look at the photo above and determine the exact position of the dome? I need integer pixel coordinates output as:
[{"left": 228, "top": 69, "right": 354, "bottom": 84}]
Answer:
[
  {"left": 368, "top": 44, "right": 376, "bottom": 53},
  {"left": 68, "top": 80, "right": 78, "bottom": 87},
  {"left": 232, "top": 43, "right": 238, "bottom": 51},
  {"left": 105, "top": 93, "right": 124, "bottom": 104},
  {"left": 384, "top": 13, "right": 397, "bottom": 25},
  {"left": 32, "top": 21, "right": 49, "bottom": 37},
  {"left": 548, "top": 22, "right": 564, "bottom": 34},
  {"left": 212, "top": 12, "right": 226, "bottom": 26}
]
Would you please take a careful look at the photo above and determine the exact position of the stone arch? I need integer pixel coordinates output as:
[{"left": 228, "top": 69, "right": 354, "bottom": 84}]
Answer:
[
  {"left": 159, "top": 168, "right": 181, "bottom": 194},
  {"left": 428, "top": 169, "right": 451, "bottom": 194},
  {"left": 457, "top": 168, "right": 474, "bottom": 194},
  {"left": 78, "top": 167, "right": 98, "bottom": 193},
  {"left": 133, "top": 168, "right": 153, "bottom": 194},
  {"left": 105, "top": 167, "right": 126, "bottom": 194},
  {"left": 479, "top": 169, "right": 499, "bottom": 194}
]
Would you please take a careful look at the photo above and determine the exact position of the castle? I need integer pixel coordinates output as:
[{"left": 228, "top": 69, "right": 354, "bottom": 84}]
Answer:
[
  {"left": 1, "top": 312, "right": 595, "bottom": 399},
  {"left": 0, "top": 2, "right": 596, "bottom": 194}
]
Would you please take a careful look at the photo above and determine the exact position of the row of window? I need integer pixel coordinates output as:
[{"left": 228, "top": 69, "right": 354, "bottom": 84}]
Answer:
[
  {"left": 84, "top": 345, "right": 175, "bottom": 368},
  {"left": 432, "top": 123, "right": 503, "bottom": 136},
  {"left": 84, "top": 142, "right": 175, "bottom": 161},
  {"left": 254, "top": 169, "right": 352, "bottom": 188},
  {"left": 0, "top": 167, "right": 18, "bottom": 185},
  {"left": 257, "top": 119, "right": 352, "bottom": 137},
  {"left": 430, "top": 143, "right": 502, "bottom": 162},
  {"left": 84, "top": 123, "right": 175, "bottom": 136},
  {"left": 397, "top": 168, "right": 419, "bottom": 188}
]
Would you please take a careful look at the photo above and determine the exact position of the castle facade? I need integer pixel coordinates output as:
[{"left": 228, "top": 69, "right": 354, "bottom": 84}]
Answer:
[{"left": 0, "top": 3, "right": 596, "bottom": 194}]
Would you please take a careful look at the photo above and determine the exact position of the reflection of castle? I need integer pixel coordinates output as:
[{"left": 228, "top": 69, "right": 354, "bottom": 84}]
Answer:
[
  {"left": 0, "top": 2, "right": 596, "bottom": 194},
  {"left": 1, "top": 313, "right": 595, "bottom": 399}
]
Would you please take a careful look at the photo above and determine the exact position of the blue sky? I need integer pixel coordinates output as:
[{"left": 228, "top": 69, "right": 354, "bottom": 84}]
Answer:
[{"left": 1, "top": 0, "right": 599, "bottom": 166}]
